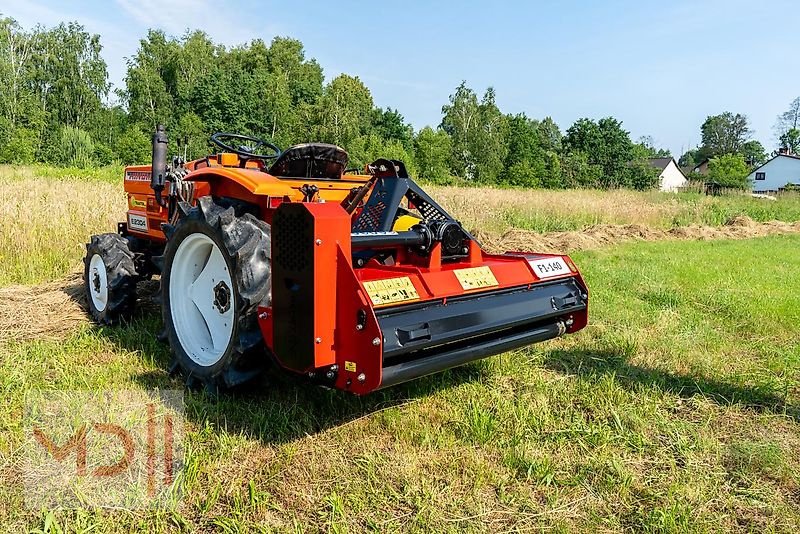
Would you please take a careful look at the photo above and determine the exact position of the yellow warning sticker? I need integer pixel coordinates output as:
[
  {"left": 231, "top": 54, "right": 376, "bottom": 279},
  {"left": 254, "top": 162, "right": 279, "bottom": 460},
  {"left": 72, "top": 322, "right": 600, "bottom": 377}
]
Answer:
[
  {"left": 344, "top": 361, "right": 357, "bottom": 372},
  {"left": 363, "top": 276, "right": 420, "bottom": 306},
  {"left": 454, "top": 266, "right": 499, "bottom": 290}
]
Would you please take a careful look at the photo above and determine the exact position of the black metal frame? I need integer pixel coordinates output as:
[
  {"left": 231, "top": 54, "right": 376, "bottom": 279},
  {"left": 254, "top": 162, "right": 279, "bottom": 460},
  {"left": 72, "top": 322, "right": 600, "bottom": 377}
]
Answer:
[
  {"left": 351, "top": 174, "right": 452, "bottom": 233},
  {"left": 376, "top": 278, "right": 588, "bottom": 388}
]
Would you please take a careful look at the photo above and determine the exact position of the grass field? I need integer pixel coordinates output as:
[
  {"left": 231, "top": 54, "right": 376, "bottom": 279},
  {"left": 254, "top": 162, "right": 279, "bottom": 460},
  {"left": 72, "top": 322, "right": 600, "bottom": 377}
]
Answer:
[{"left": 1, "top": 166, "right": 800, "bottom": 531}]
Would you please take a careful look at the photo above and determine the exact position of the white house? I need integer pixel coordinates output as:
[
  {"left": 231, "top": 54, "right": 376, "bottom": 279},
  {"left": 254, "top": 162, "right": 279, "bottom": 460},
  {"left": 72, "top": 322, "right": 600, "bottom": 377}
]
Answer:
[
  {"left": 648, "top": 157, "right": 687, "bottom": 192},
  {"left": 747, "top": 153, "right": 800, "bottom": 193}
]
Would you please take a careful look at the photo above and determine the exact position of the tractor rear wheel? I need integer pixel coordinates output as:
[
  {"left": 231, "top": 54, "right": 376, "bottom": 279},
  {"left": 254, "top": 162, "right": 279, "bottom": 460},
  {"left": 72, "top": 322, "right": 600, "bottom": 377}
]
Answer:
[
  {"left": 160, "top": 196, "right": 271, "bottom": 391},
  {"left": 83, "top": 233, "right": 138, "bottom": 325}
]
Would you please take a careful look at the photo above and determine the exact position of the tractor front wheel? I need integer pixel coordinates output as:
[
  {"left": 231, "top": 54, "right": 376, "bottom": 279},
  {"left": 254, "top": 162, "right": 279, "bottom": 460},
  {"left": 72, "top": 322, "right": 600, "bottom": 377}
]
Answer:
[
  {"left": 160, "top": 196, "right": 271, "bottom": 391},
  {"left": 83, "top": 233, "right": 138, "bottom": 325}
]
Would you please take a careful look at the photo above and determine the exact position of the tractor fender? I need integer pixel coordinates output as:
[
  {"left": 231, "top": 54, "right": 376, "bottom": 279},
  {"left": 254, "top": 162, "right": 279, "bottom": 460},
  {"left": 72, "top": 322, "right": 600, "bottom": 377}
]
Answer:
[{"left": 184, "top": 168, "right": 298, "bottom": 202}]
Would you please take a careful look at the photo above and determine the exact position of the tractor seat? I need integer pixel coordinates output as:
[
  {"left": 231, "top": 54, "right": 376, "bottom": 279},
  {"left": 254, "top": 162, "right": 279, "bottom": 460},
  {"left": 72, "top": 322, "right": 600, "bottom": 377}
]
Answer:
[{"left": 267, "top": 143, "right": 349, "bottom": 180}]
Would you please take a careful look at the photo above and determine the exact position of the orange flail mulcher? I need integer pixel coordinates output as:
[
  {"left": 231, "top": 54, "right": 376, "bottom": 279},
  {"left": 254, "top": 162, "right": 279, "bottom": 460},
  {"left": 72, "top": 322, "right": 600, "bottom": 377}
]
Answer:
[{"left": 83, "top": 128, "right": 588, "bottom": 394}]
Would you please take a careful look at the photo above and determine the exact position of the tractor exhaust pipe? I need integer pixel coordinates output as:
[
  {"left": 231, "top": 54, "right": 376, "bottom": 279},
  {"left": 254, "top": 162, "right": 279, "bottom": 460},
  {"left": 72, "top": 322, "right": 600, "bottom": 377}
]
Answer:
[{"left": 151, "top": 124, "right": 168, "bottom": 207}]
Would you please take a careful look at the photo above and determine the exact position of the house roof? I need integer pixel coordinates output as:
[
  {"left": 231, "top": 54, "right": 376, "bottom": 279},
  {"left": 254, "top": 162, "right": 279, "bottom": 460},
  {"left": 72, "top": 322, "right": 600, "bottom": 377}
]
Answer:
[
  {"left": 647, "top": 157, "right": 673, "bottom": 171},
  {"left": 747, "top": 153, "right": 800, "bottom": 175},
  {"left": 647, "top": 157, "right": 687, "bottom": 179}
]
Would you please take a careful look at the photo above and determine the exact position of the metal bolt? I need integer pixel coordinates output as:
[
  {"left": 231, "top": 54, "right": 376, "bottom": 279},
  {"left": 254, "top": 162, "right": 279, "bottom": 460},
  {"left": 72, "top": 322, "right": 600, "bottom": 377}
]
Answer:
[
  {"left": 315, "top": 239, "right": 323, "bottom": 246},
  {"left": 356, "top": 324, "right": 363, "bottom": 331},
  {"left": 330, "top": 364, "right": 338, "bottom": 371},
  {"left": 315, "top": 337, "right": 322, "bottom": 344},
  {"left": 356, "top": 258, "right": 365, "bottom": 267},
  {"left": 357, "top": 373, "right": 366, "bottom": 383},
  {"left": 372, "top": 337, "right": 381, "bottom": 346},
  {"left": 565, "top": 316, "right": 575, "bottom": 327},
  {"left": 258, "top": 311, "right": 269, "bottom": 320},
  {"left": 462, "top": 247, "right": 468, "bottom": 254},
  {"left": 326, "top": 370, "right": 335, "bottom": 380}
]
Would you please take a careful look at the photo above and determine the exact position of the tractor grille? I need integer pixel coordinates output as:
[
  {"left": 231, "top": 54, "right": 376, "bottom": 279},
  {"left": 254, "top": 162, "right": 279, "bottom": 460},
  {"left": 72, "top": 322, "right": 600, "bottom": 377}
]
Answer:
[{"left": 273, "top": 209, "right": 312, "bottom": 272}]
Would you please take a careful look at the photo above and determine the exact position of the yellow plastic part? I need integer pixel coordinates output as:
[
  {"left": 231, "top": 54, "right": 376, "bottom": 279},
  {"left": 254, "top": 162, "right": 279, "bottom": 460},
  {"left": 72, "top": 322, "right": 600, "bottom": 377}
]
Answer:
[{"left": 392, "top": 214, "right": 421, "bottom": 232}]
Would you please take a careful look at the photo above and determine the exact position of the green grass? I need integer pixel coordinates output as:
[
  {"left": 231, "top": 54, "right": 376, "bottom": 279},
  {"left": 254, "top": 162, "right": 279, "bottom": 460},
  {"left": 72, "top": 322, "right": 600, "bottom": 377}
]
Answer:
[{"left": 2, "top": 235, "right": 799, "bottom": 531}]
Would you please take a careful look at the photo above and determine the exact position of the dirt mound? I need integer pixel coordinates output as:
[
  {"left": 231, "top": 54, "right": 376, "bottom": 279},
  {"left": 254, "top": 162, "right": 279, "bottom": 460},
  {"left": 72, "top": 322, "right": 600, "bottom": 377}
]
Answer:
[
  {"left": 2, "top": 217, "right": 799, "bottom": 345},
  {"left": 475, "top": 217, "right": 800, "bottom": 255}
]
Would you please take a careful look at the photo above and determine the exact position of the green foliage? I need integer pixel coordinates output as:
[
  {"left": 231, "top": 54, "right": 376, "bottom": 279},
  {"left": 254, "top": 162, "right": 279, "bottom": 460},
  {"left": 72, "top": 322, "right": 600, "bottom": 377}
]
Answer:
[
  {"left": 57, "top": 126, "right": 95, "bottom": 168},
  {"left": 562, "top": 117, "right": 656, "bottom": 189},
  {"left": 440, "top": 82, "right": 509, "bottom": 183},
  {"left": 0, "top": 125, "right": 38, "bottom": 163},
  {"left": 347, "top": 133, "right": 417, "bottom": 176},
  {"left": 678, "top": 147, "right": 703, "bottom": 169},
  {"left": 559, "top": 151, "right": 603, "bottom": 188},
  {"left": 740, "top": 139, "right": 766, "bottom": 167},
  {"left": 634, "top": 136, "right": 670, "bottom": 159},
  {"left": 413, "top": 127, "right": 452, "bottom": 183},
  {"left": 0, "top": 18, "right": 677, "bottom": 191},
  {"left": 700, "top": 112, "right": 752, "bottom": 159},
  {"left": 374, "top": 108, "right": 413, "bottom": 148},
  {"left": 115, "top": 128, "right": 151, "bottom": 165},
  {"left": 314, "top": 74, "right": 374, "bottom": 147},
  {"left": 779, "top": 128, "right": 800, "bottom": 154},
  {"left": 707, "top": 153, "right": 750, "bottom": 189},
  {"left": 625, "top": 160, "right": 661, "bottom": 191},
  {"left": 774, "top": 96, "right": 800, "bottom": 141},
  {"left": 682, "top": 112, "right": 763, "bottom": 174}
]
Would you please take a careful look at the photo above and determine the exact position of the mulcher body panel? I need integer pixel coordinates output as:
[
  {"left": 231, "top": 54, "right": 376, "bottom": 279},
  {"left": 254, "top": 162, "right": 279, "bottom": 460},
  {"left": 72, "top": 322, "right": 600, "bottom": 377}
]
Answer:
[{"left": 263, "top": 201, "right": 589, "bottom": 395}]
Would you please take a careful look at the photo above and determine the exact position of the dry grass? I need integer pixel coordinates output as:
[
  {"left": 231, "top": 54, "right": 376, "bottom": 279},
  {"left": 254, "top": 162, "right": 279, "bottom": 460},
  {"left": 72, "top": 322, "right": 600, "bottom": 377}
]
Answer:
[
  {"left": 476, "top": 216, "right": 800, "bottom": 254},
  {"left": 429, "top": 186, "right": 684, "bottom": 232},
  {"left": 0, "top": 166, "right": 126, "bottom": 285},
  {"left": 429, "top": 184, "right": 800, "bottom": 233}
]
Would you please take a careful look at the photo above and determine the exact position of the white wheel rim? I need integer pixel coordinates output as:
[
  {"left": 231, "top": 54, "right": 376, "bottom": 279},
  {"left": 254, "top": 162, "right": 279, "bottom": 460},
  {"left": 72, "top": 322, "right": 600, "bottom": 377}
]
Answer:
[
  {"left": 88, "top": 254, "right": 109, "bottom": 312},
  {"left": 169, "top": 233, "right": 235, "bottom": 367}
]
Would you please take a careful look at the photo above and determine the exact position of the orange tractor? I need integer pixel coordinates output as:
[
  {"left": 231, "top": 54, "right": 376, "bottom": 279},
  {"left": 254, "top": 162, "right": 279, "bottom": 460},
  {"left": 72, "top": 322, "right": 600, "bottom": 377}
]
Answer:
[{"left": 84, "top": 127, "right": 588, "bottom": 394}]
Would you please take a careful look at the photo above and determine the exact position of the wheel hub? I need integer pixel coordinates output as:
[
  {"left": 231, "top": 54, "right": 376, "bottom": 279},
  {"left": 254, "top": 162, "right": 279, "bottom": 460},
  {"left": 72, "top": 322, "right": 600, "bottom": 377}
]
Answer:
[
  {"left": 213, "top": 281, "right": 231, "bottom": 313},
  {"left": 88, "top": 254, "right": 109, "bottom": 312},
  {"left": 169, "top": 232, "right": 235, "bottom": 367}
]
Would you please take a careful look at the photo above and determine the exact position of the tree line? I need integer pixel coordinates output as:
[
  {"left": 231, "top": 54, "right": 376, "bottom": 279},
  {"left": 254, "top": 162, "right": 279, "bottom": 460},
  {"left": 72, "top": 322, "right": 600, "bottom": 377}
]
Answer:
[{"left": 0, "top": 17, "right": 795, "bottom": 190}]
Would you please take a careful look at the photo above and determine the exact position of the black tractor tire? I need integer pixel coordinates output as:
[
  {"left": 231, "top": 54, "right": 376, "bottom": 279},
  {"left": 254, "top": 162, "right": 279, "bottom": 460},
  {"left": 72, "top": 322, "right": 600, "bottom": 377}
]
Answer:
[
  {"left": 159, "top": 196, "right": 271, "bottom": 391},
  {"left": 83, "top": 233, "right": 138, "bottom": 325}
]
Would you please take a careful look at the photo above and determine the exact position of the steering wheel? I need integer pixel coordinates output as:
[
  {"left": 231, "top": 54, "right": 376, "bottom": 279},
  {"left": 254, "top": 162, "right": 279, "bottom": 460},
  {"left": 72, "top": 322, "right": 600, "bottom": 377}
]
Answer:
[{"left": 209, "top": 132, "right": 281, "bottom": 160}]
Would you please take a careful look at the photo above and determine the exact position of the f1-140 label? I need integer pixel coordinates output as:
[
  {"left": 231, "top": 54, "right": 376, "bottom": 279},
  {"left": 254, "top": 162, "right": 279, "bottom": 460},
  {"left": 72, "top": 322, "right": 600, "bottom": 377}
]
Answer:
[{"left": 528, "top": 257, "right": 571, "bottom": 279}]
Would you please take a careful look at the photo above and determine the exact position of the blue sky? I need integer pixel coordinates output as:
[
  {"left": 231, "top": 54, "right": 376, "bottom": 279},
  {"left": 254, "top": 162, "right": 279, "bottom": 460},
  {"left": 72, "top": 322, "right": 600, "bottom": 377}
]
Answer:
[{"left": 3, "top": 0, "right": 798, "bottom": 156}]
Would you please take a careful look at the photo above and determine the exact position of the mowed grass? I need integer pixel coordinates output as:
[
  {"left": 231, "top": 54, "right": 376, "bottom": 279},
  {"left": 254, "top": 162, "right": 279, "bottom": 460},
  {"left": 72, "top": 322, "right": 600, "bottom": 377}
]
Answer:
[
  {"left": 1, "top": 235, "right": 799, "bottom": 531},
  {"left": 2, "top": 164, "right": 800, "bottom": 285}
]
